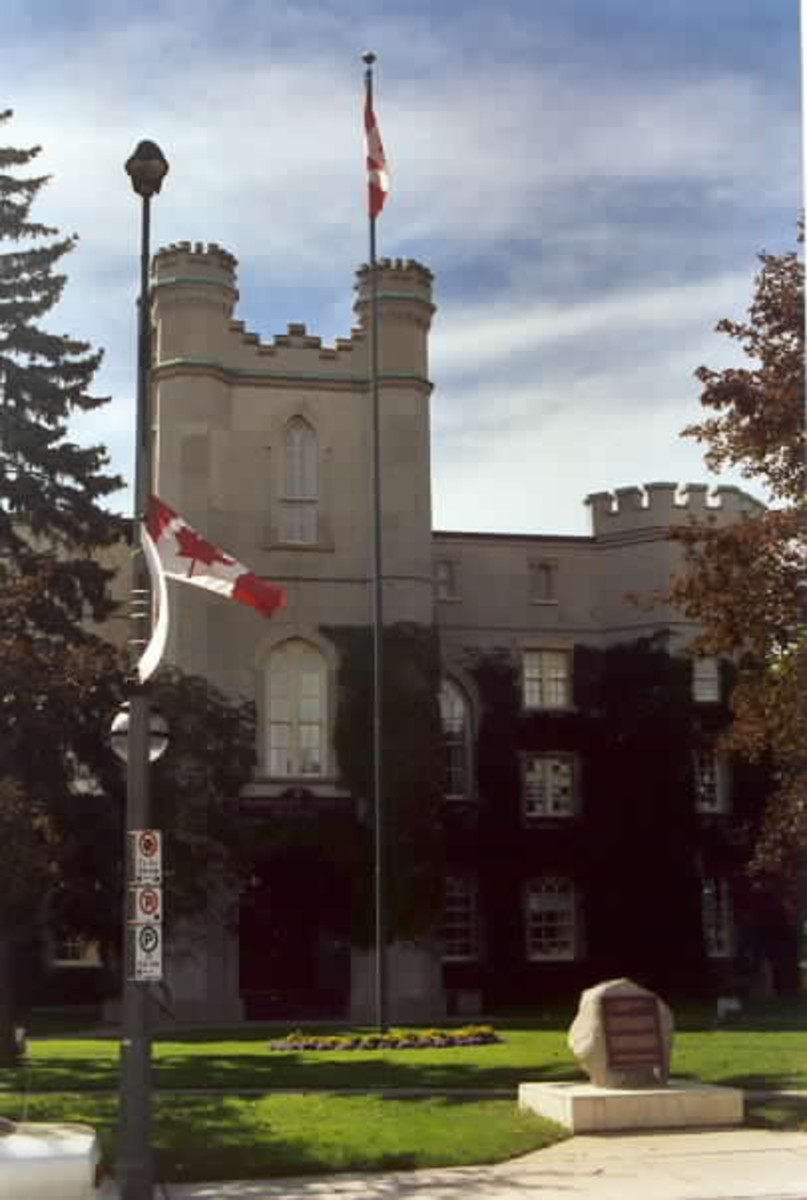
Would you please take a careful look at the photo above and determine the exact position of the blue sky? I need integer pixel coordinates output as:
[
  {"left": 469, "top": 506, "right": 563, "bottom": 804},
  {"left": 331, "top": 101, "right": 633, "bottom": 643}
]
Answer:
[{"left": 4, "top": 0, "right": 801, "bottom": 533}]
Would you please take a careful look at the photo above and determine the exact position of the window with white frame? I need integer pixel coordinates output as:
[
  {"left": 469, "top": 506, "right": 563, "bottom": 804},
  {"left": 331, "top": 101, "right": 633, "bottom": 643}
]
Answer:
[
  {"left": 50, "top": 938, "right": 101, "bottom": 968},
  {"left": 266, "top": 639, "right": 327, "bottom": 777},
  {"left": 522, "top": 650, "right": 571, "bottom": 709},
  {"left": 702, "top": 876, "right": 733, "bottom": 957},
  {"left": 526, "top": 876, "right": 579, "bottom": 961},
  {"left": 439, "top": 678, "right": 472, "bottom": 799},
  {"left": 523, "top": 754, "right": 577, "bottom": 818},
  {"left": 281, "top": 417, "right": 318, "bottom": 544},
  {"left": 529, "top": 559, "right": 558, "bottom": 604},
  {"left": 434, "top": 559, "right": 456, "bottom": 601},
  {"left": 440, "top": 876, "right": 478, "bottom": 961},
  {"left": 692, "top": 656, "right": 720, "bottom": 703},
  {"left": 694, "top": 747, "right": 730, "bottom": 813}
]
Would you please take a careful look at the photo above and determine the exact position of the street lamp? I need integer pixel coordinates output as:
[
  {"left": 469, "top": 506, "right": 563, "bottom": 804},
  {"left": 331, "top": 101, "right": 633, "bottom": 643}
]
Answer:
[
  {"left": 118, "top": 138, "right": 168, "bottom": 1200},
  {"left": 110, "top": 704, "right": 169, "bottom": 765}
]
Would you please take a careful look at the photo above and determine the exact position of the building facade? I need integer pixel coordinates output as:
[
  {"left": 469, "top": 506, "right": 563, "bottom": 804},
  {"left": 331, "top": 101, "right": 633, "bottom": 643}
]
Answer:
[{"left": 141, "top": 241, "right": 789, "bottom": 1023}]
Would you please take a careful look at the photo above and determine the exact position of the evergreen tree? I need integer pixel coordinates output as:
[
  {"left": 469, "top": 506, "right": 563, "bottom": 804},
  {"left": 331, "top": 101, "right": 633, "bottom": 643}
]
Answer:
[
  {"left": 0, "top": 110, "right": 125, "bottom": 1061},
  {"left": 0, "top": 108, "right": 125, "bottom": 634}
]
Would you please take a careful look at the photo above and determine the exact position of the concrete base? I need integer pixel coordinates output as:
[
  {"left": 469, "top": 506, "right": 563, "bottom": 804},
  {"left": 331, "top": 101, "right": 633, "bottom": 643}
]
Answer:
[{"left": 518, "top": 1079, "right": 744, "bottom": 1133}]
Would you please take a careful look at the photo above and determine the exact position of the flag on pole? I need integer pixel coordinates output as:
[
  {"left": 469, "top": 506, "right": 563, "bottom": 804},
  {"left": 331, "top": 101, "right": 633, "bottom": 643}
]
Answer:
[
  {"left": 364, "top": 89, "right": 389, "bottom": 217},
  {"left": 147, "top": 495, "right": 286, "bottom": 615}
]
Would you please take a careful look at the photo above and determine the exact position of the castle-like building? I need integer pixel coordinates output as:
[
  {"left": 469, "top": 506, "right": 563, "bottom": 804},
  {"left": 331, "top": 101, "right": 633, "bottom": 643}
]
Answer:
[{"left": 138, "top": 241, "right": 787, "bottom": 1023}]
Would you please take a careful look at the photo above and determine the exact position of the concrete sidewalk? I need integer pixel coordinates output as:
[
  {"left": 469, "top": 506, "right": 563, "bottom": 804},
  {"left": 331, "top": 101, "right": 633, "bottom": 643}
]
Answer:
[{"left": 163, "top": 1128, "right": 807, "bottom": 1200}]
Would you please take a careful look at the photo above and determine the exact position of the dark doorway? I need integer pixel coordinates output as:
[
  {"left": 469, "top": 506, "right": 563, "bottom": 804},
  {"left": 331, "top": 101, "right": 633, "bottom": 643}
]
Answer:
[{"left": 240, "top": 850, "right": 351, "bottom": 1019}]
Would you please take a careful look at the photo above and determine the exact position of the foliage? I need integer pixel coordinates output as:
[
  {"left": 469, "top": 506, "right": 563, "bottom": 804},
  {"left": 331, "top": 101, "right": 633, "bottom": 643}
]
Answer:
[
  {"left": 323, "top": 622, "right": 445, "bottom": 944},
  {"left": 266, "top": 1024, "right": 500, "bottom": 1051},
  {"left": 0, "top": 110, "right": 125, "bottom": 636},
  {"left": 668, "top": 244, "right": 805, "bottom": 886}
]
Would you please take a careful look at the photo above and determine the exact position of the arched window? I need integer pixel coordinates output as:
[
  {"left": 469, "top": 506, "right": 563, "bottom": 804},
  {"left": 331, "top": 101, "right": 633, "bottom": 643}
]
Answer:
[
  {"left": 266, "top": 639, "right": 327, "bottom": 777},
  {"left": 439, "top": 678, "right": 472, "bottom": 799},
  {"left": 525, "top": 876, "right": 579, "bottom": 961},
  {"left": 281, "top": 418, "right": 318, "bottom": 544}
]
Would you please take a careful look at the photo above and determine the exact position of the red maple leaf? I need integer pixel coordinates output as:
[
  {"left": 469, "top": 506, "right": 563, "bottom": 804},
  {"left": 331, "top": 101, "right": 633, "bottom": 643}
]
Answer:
[{"left": 175, "top": 524, "right": 234, "bottom": 572}]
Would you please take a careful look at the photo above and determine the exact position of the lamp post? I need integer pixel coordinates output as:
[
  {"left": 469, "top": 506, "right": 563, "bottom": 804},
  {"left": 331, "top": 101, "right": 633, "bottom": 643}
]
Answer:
[{"left": 118, "top": 139, "right": 168, "bottom": 1200}]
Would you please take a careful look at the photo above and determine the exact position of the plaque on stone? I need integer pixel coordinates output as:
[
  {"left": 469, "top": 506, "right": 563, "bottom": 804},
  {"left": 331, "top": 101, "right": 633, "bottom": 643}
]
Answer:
[{"left": 568, "top": 977, "right": 673, "bottom": 1088}]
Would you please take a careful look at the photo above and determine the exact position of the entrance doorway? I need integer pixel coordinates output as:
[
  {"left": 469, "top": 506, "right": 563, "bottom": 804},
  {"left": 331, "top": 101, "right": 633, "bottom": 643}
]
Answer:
[{"left": 239, "top": 850, "right": 351, "bottom": 1019}]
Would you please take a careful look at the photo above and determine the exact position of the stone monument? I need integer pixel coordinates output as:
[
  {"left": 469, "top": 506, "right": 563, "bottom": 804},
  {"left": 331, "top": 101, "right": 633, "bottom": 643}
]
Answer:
[
  {"left": 568, "top": 976, "right": 672, "bottom": 1088},
  {"left": 518, "top": 977, "right": 744, "bottom": 1132}
]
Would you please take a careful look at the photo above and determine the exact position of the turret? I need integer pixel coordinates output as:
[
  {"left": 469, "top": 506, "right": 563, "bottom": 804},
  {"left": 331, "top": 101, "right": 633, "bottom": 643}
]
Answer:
[
  {"left": 354, "top": 258, "right": 435, "bottom": 379},
  {"left": 152, "top": 241, "right": 239, "bottom": 362}
]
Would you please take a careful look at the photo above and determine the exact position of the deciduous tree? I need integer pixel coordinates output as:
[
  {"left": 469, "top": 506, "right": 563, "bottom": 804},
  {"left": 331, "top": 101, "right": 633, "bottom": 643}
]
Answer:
[{"left": 669, "top": 243, "right": 805, "bottom": 887}]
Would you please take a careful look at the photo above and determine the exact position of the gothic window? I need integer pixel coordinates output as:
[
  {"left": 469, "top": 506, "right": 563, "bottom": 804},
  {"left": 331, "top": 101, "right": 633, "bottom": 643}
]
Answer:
[
  {"left": 526, "top": 876, "right": 579, "bottom": 961},
  {"left": 439, "top": 678, "right": 472, "bottom": 799},
  {"left": 281, "top": 417, "right": 318, "bottom": 544},
  {"left": 266, "top": 639, "right": 326, "bottom": 777}
]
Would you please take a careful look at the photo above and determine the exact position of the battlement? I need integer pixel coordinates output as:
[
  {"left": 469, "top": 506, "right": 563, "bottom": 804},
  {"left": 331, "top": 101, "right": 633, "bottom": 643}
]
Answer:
[
  {"left": 151, "top": 242, "right": 434, "bottom": 378},
  {"left": 586, "top": 482, "right": 765, "bottom": 537}
]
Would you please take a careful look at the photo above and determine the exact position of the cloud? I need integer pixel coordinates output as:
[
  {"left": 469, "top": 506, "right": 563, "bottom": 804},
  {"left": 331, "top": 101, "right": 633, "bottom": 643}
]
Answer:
[{"left": 2, "top": 0, "right": 797, "bottom": 532}]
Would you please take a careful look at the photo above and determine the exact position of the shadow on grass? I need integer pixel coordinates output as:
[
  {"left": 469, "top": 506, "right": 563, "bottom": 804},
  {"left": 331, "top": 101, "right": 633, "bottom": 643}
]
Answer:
[{"left": 745, "top": 1094, "right": 807, "bottom": 1131}]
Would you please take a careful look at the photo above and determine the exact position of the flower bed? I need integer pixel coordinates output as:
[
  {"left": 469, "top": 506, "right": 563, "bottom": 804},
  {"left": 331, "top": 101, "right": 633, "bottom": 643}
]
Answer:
[{"left": 266, "top": 1024, "right": 501, "bottom": 1052}]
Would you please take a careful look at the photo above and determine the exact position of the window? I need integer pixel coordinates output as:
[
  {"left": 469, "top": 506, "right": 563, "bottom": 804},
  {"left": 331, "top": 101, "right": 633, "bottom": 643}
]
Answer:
[
  {"left": 526, "top": 876, "right": 579, "bottom": 961},
  {"left": 440, "top": 876, "right": 478, "bottom": 961},
  {"left": 434, "top": 559, "right": 456, "bottom": 601},
  {"left": 523, "top": 754, "right": 577, "bottom": 818},
  {"left": 266, "top": 639, "right": 326, "bottom": 777},
  {"left": 50, "top": 938, "right": 101, "bottom": 969},
  {"left": 439, "top": 678, "right": 472, "bottom": 799},
  {"left": 523, "top": 650, "right": 571, "bottom": 709},
  {"left": 529, "top": 559, "right": 557, "bottom": 603},
  {"left": 694, "top": 747, "right": 729, "bottom": 813},
  {"left": 692, "top": 656, "right": 720, "bottom": 703},
  {"left": 281, "top": 418, "right": 318, "bottom": 544},
  {"left": 702, "top": 876, "right": 733, "bottom": 958}
]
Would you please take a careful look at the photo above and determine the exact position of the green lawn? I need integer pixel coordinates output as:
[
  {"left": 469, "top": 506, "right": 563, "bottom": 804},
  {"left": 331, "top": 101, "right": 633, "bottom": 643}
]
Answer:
[
  {"left": 0, "top": 1092, "right": 566, "bottom": 1182},
  {"left": 4, "top": 1014, "right": 805, "bottom": 1094},
  {"left": 1, "top": 1007, "right": 804, "bottom": 1183}
]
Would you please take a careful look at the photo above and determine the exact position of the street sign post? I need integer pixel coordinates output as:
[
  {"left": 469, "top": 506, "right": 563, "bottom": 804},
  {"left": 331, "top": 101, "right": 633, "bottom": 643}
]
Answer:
[{"left": 128, "top": 830, "right": 163, "bottom": 981}]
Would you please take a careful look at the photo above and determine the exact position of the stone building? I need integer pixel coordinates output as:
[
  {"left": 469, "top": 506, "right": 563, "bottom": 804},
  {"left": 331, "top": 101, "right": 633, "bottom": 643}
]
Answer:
[{"left": 138, "top": 241, "right": 785, "bottom": 1023}]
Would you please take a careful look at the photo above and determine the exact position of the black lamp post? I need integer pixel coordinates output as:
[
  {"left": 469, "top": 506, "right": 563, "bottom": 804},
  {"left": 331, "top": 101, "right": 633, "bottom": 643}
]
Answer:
[{"left": 118, "top": 138, "right": 168, "bottom": 1200}]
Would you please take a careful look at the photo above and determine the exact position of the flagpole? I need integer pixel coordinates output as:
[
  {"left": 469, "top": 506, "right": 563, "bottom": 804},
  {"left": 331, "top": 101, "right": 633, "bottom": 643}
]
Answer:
[{"left": 363, "top": 49, "right": 387, "bottom": 1033}]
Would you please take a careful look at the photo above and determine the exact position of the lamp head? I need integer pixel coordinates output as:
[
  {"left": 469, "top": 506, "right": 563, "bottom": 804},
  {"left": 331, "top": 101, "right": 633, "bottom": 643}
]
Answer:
[{"left": 125, "top": 140, "right": 169, "bottom": 198}]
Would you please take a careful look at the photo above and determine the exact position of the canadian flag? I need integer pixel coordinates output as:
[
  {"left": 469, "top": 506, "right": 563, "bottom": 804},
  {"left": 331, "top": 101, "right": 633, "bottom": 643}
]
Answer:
[
  {"left": 137, "top": 496, "right": 286, "bottom": 683},
  {"left": 147, "top": 496, "right": 286, "bottom": 615},
  {"left": 364, "top": 91, "right": 389, "bottom": 218}
]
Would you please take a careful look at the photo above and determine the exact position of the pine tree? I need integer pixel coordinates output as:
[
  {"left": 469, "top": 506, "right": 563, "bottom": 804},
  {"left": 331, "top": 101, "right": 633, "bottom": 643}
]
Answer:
[
  {"left": 0, "top": 110, "right": 126, "bottom": 1061},
  {"left": 0, "top": 108, "right": 125, "bottom": 633}
]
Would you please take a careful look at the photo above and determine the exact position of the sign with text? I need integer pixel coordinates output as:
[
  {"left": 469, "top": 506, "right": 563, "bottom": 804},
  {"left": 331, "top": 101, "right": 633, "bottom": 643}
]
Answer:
[
  {"left": 601, "top": 995, "right": 664, "bottom": 1070},
  {"left": 130, "top": 921, "right": 162, "bottom": 982},
  {"left": 129, "top": 829, "right": 162, "bottom": 884}
]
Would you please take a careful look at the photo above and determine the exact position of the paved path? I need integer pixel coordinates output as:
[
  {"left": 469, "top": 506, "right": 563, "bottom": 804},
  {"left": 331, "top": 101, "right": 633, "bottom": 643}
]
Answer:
[{"left": 162, "top": 1129, "right": 807, "bottom": 1200}]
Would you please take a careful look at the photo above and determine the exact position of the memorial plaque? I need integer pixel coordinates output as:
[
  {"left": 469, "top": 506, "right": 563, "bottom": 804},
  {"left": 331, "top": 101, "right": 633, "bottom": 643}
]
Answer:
[{"left": 602, "top": 994, "right": 665, "bottom": 1075}]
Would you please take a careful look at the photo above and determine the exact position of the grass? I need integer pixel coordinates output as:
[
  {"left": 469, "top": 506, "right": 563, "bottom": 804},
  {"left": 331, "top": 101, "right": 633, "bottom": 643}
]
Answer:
[
  {"left": 5, "top": 1009, "right": 806, "bottom": 1094},
  {"left": 0, "top": 1092, "right": 566, "bottom": 1182},
  {"left": 1, "top": 1002, "right": 803, "bottom": 1182}
]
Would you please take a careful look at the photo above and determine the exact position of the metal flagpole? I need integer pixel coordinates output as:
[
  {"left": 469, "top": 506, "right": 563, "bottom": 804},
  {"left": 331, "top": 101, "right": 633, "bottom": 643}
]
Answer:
[{"left": 363, "top": 50, "right": 387, "bottom": 1033}]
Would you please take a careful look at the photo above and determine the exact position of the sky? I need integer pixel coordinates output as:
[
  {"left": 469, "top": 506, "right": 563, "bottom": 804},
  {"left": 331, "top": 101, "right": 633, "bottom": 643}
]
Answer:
[{"left": 4, "top": 0, "right": 801, "bottom": 535}]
